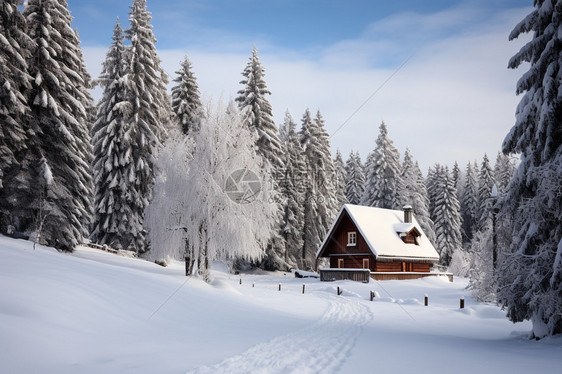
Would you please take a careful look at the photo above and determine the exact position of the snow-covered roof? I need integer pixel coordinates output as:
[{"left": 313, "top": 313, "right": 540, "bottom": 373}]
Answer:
[{"left": 317, "top": 204, "right": 439, "bottom": 261}]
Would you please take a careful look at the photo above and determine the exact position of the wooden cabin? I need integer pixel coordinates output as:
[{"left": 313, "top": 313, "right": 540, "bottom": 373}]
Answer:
[{"left": 316, "top": 204, "right": 440, "bottom": 281}]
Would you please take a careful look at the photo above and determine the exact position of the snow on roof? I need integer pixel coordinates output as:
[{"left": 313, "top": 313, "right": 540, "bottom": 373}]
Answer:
[
  {"left": 392, "top": 223, "right": 417, "bottom": 234},
  {"left": 318, "top": 204, "right": 440, "bottom": 261}
]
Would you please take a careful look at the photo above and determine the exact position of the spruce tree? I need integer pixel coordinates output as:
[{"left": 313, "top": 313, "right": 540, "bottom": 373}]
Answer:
[
  {"left": 90, "top": 20, "right": 134, "bottom": 250},
  {"left": 362, "top": 122, "right": 404, "bottom": 209},
  {"left": 452, "top": 161, "right": 464, "bottom": 202},
  {"left": 171, "top": 55, "right": 202, "bottom": 135},
  {"left": 493, "top": 152, "right": 515, "bottom": 196},
  {"left": 236, "top": 46, "right": 283, "bottom": 171},
  {"left": 401, "top": 149, "right": 436, "bottom": 245},
  {"left": 432, "top": 167, "right": 463, "bottom": 266},
  {"left": 497, "top": 0, "right": 562, "bottom": 338},
  {"left": 476, "top": 154, "right": 496, "bottom": 231},
  {"left": 0, "top": 0, "right": 33, "bottom": 233},
  {"left": 21, "top": 0, "right": 94, "bottom": 251},
  {"left": 299, "top": 109, "right": 337, "bottom": 269},
  {"left": 236, "top": 46, "right": 286, "bottom": 270},
  {"left": 121, "top": 0, "right": 171, "bottom": 252},
  {"left": 344, "top": 151, "right": 365, "bottom": 205},
  {"left": 333, "top": 149, "right": 347, "bottom": 208},
  {"left": 279, "top": 111, "right": 304, "bottom": 266},
  {"left": 460, "top": 161, "right": 479, "bottom": 244},
  {"left": 125, "top": 0, "right": 171, "bottom": 142}
]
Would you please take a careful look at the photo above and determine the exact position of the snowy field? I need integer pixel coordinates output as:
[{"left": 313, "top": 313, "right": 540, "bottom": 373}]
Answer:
[{"left": 1, "top": 236, "right": 560, "bottom": 374}]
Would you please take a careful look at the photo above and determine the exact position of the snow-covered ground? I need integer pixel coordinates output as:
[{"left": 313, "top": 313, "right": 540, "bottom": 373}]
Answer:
[{"left": 1, "top": 236, "right": 560, "bottom": 374}]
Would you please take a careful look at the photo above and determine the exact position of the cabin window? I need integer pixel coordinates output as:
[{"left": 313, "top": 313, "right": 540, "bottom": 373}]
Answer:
[{"left": 347, "top": 232, "right": 357, "bottom": 246}]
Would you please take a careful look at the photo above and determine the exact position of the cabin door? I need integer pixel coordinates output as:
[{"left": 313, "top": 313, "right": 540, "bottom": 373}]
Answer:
[
  {"left": 337, "top": 258, "right": 344, "bottom": 268},
  {"left": 362, "top": 258, "right": 369, "bottom": 270}
]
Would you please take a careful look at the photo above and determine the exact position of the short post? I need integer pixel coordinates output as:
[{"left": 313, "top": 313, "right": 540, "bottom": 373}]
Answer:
[
  {"left": 252, "top": 282, "right": 255, "bottom": 288},
  {"left": 302, "top": 284, "right": 305, "bottom": 294},
  {"left": 424, "top": 294, "right": 428, "bottom": 306},
  {"left": 337, "top": 286, "right": 342, "bottom": 296},
  {"left": 460, "top": 297, "right": 465, "bottom": 309},
  {"left": 239, "top": 278, "right": 242, "bottom": 285},
  {"left": 370, "top": 290, "right": 375, "bottom": 301},
  {"left": 278, "top": 283, "right": 282, "bottom": 291}
]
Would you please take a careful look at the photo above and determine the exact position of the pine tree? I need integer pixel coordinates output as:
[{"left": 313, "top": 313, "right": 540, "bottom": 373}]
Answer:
[
  {"left": 120, "top": 0, "right": 171, "bottom": 252},
  {"left": 90, "top": 20, "right": 136, "bottom": 250},
  {"left": 299, "top": 109, "right": 337, "bottom": 269},
  {"left": 125, "top": 0, "right": 171, "bottom": 142},
  {"left": 279, "top": 111, "right": 304, "bottom": 267},
  {"left": 432, "top": 167, "right": 463, "bottom": 266},
  {"left": 0, "top": 0, "right": 33, "bottom": 233},
  {"left": 497, "top": 0, "right": 562, "bottom": 338},
  {"left": 333, "top": 149, "right": 347, "bottom": 208},
  {"left": 476, "top": 154, "right": 496, "bottom": 231},
  {"left": 236, "top": 46, "right": 286, "bottom": 270},
  {"left": 460, "top": 161, "right": 479, "bottom": 244},
  {"left": 426, "top": 165, "right": 439, "bottom": 220},
  {"left": 452, "top": 161, "right": 464, "bottom": 202},
  {"left": 171, "top": 55, "right": 202, "bottom": 135},
  {"left": 493, "top": 152, "right": 515, "bottom": 196},
  {"left": 362, "top": 122, "right": 404, "bottom": 209},
  {"left": 344, "top": 151, "right": 365, "bottom": 205},
  {"left": 236, "top": 46, "right": 283, "bottom": 171},
  {"left": 21, "top": 0, "right": 94, "bottom": 251},
  {"left": 401, "top": 149, "right": 436, "bottom": 245}
]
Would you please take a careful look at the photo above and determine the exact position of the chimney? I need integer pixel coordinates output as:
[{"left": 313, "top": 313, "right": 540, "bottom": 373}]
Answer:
[{"left": 403, "top": 205, "right": 413, "bottom": 223}]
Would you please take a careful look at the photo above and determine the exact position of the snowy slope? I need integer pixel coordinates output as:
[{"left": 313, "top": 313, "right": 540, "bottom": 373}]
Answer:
[{"left": 1, "top": 236, "right": 560, "bottom": 373}]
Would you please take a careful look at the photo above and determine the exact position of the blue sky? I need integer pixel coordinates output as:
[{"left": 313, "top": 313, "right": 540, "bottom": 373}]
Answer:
[{"left": 68, "top": 0, "right": 532, "bottom": 171}]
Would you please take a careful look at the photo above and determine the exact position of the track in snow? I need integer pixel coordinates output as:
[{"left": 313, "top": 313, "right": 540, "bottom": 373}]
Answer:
[{"left": 185, "top": 295, "right": 372, "bottom": 374}]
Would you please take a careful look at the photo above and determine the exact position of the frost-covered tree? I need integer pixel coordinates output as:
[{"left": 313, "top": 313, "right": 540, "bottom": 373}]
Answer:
[
  {"left": 236, "top": 46, "right": 283, "bottom": 171},
  {"left": 278, "top": 111, "right": 304, "bottom": 267},
  {"left": 401, "top": 149, "right": 436, "bottom": 245},
  {"left": 90, "top": 20, "right": 139, "bottom": 251},
  {"left": 496, "top": 0, "right": 562, "bottom": 338},
  {"left": 344, "top": 151, "right": 365, "bottom": 205},
  {"left": 178, "top": 101, "right": 277, "bottom": 280},
  {"left": 299, "top": 109, "right": 337, "bottom": 269},
  {"left": 20, "top": 0, "right": 94, "bottom": 251},
  {"left": 144, "top": 129, "right": 193, "bottom": 266},
  {"left": 461, "top": 161, "right": 480, "bottom": 244},
  {"left": 333, "top": 150, "right": 347, "bottom": 208},
  {"left": 171, "top": 55, "right": 202, "bottom": 135},
  {"left": 125, "top": 0, "right": 171, "bottom": 142},
  {"left": 362, "top": 122, "right": 404, "bottom": 209},
  {"left": 431, "top": 166, "right": 463, "bottom": 266},
  {"left": 0, "top": 0, "right": 33, "bottom": 233}
]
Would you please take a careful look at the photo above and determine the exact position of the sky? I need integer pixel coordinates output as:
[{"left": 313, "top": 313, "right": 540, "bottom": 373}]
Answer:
[{"left": 68, "top": 0, "right": 532, "bottom": 172}]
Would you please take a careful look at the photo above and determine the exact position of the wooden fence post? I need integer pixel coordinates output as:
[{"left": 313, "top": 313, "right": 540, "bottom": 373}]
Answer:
[
  {"left": 239, "top": 278, "right": 242, "bottom": 285},
  {"left": 337, "top": 286, "right": 342, "bottom": 296},
  {"left": 278, "top": 283, "right": 281, "bottom": 291},
  {"left": 424, "top": 294, "right": 428, "bottom": 306},
  {"left": 460, "top": 297, "right": 465, "bottom": 309},
  {"left": 370, "top": 290, "right": 375, "bottom": 301},
  {"left": 252, "top": 282, "right": 255, "bottom": 288},
  {"left": 302, "top": 284, "right": 305, "bottom": 294}
]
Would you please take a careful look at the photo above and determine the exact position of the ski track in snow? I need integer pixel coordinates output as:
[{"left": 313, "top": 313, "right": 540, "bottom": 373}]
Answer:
[{"left": 185, "top": 295, "right": 372, "bottom": 374}]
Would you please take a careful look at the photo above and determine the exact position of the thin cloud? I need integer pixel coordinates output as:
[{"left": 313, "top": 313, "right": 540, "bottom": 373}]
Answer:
[{"left": 83, "top": 3, "right": 532, "bottom": 172}]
